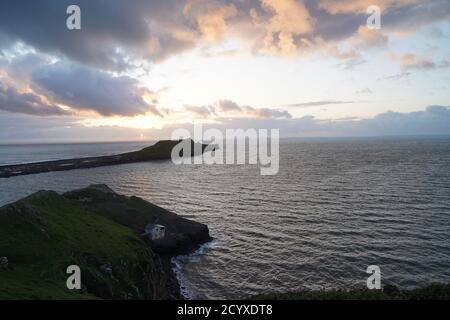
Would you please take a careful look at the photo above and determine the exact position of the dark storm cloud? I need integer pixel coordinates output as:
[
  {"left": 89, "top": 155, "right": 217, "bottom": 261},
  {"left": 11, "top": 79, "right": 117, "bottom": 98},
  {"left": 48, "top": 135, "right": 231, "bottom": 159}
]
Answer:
[
  {"left": 31, "top": 63, "right": 162, "bottom": 117},
  {"left": 310, "top": 0, "right": 450, "bottom": 40},
  {"left": 0, "top": 0, "right": 196, "bottom": 71},
  {"left": 379, "top": 0, "right": 450, "bottom": 32},
  {"left": 0, "top": 81, "right": 69, "bottom": 116}
]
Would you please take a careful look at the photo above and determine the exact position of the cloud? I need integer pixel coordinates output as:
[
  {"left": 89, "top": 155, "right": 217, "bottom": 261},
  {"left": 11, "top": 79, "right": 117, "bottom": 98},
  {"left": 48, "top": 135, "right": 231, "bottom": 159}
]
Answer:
[
  {"left": 400, "top": 53, "right": 437, "bottom": 70},
  {"left": 391, "top": 53, "right": 450, "bottom": 70},
  {"left": 355, "top": 88, "right": 372, "bottom": 94},
  {"left": 258, "top": 0, "right": 315, "bottom": 55},
  {"left": 194, "top": 3, "right": 238, "bottom": 41},
  {"left": 214, "top": 105, "right": 450, "bottom": 137},
  {"left": 0, "top": 0, "right": 200, "bottom": 71},
  {"left": 183, "top": 99, "right": 292, "bottom": 119},
  {"left": 2, "top": 105, "right": 449, "bottom": 143},
  {"left": 216, "top": 99, "right": 242, "bottom": 112},
  {"left": 31, "top": 63, "right": 162, "bottom": 117},
  {"left": 0, "top": 81, "right": 70, "bottom": 116},
  {"left": 241, "top": 105, "right": 292, "bottom": 119},
  {"left": 0, "top": 113, "right": 144, "bottom": 143},
  {"left": 216, "top": 100, "right": 292, "bottom": 118},
  {"left": 350, "top": 26, "right": 388, "bottom": 49},
  {"left": 350, "top": 105, "right": 450, "bottom": 136},
  {"left": 379, "top": 72, "right": 411, "bottom": 80},
  {"left": 317, "top": 0, "right": 421, "bottom": 14},
  {"left": 184, "top": 105, "right": 214, "bottom": 117},
  {"left": 336, "top": 58, "right": 367, "bottom": 70},
  {"left": 0, "top": 0, "right": 448, "bottom": 69},
  {"left": 376, "top": 0, "right": 450, "bottom": 32},
  {"left": 284, "top": 101, "right": 359, "bottom": 108}
]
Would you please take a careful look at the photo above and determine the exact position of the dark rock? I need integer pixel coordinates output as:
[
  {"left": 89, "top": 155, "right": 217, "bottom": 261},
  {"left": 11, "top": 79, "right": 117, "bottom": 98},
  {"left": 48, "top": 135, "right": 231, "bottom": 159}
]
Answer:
[{"left": 64, "top": 184, "right": 212, "bottom": 256}]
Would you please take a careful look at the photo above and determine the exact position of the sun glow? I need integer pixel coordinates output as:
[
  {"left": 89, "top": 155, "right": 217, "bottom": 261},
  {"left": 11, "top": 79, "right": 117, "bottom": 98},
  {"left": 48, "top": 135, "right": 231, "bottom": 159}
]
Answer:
[{"left": 81, "top": 114, "right": 166, "bottom": 130}]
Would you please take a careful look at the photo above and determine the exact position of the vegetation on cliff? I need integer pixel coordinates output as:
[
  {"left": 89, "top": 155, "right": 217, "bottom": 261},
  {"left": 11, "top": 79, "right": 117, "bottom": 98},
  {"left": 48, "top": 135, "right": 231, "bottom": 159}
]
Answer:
[
  {"left": 0, "top": 185, "right": 210, "bottom": 300},
  {"left": 65, "top": 185, "right": 211, "bottom": 255}
]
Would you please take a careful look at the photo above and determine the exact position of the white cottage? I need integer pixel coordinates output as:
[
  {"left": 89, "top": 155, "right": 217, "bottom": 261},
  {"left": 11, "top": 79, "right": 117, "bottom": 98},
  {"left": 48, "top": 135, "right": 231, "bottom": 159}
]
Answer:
[{"left": 143, "top": 224, "right": 166, "bottom": 240}]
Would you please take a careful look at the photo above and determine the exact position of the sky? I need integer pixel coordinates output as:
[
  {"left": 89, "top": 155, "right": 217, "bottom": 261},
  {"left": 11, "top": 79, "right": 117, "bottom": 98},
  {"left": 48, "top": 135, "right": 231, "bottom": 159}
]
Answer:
[{"left": 0, "top": 0, "right": 450, "bottom": 143}]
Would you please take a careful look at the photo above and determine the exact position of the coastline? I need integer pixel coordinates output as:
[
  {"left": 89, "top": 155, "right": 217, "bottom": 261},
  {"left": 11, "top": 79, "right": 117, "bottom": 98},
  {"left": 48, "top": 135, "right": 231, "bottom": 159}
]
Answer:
[
  {"left": 2, "top": 184, "right": 450, "bottom": 300},
  {"left": 1, "top": 139, "right": 450, "bottom": 300},
  {"left": 170, "top": 241, "right": 214, "bottom": 300},
  {"left": 0, "top": 184, "right": 212, "bottom": 300},
  {"left": 0, "top": 139, "right": 209, "bottom": 178}
]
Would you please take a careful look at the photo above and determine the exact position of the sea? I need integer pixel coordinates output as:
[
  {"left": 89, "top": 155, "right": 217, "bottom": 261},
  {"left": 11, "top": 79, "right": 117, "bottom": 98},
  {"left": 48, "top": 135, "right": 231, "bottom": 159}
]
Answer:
[{"left": 1, "top": 137, "right": 450, "bottom": 299}]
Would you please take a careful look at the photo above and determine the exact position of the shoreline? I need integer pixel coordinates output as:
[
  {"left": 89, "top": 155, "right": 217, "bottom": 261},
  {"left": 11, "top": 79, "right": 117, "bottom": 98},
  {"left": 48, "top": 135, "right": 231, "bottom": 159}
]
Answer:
[
  {"left": 0, "top": 184, "right": 212, "bottom": 300},
  {"left": 2, "top": 185, "right": 450, "bottom": 300},
  {"left": 170, "top": 241, "right": 214, "bottom": 300}
]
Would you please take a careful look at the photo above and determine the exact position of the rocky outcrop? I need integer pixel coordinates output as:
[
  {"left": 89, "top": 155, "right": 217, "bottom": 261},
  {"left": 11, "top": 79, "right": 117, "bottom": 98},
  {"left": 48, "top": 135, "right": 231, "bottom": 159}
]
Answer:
[
  {"left": 0, "top": 139, "right": 210, "bottom": 178},
  {"left": 65, "top": 184, "right": 212, "bottom": 256}
]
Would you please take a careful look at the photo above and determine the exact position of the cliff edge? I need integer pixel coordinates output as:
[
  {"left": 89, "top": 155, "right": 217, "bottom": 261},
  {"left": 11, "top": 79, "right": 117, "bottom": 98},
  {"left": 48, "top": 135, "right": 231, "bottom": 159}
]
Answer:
[{"left": 0, "top": 185, "right": 211, "bottom": 300}]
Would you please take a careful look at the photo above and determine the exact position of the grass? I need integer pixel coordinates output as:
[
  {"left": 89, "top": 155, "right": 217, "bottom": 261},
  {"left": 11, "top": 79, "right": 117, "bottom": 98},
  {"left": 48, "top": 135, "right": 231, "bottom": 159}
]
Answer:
[{"left": 0, "top": 191, "right": 167, "bottom": 300}]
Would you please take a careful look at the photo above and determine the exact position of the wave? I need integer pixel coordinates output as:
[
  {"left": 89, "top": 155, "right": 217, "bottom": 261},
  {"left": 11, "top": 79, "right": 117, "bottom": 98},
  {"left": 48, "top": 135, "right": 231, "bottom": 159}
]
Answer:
[{"left": 171, "top": 241, "right": 214, "bottom": 299}]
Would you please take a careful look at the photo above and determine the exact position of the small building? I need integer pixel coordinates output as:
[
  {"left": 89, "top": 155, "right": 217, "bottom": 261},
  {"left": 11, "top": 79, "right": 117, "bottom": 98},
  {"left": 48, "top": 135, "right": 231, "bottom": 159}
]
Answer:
[{"left": 142, "top": 224, "right": 166, "bottom": 240}]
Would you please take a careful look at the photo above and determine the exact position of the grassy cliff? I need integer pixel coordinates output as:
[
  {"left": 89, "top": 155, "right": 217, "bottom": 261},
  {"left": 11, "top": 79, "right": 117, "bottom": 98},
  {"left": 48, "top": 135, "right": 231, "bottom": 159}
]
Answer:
[
  {"left": 64, "top": 185, "right": 211, "bottom": 255},
  {"left": 0, "top": 190, "right": 171, "bottom": 300}
]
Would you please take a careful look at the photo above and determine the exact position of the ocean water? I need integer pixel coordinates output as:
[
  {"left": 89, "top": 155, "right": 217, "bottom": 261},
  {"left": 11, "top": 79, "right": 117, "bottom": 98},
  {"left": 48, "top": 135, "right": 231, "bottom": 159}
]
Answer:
[{"left": 1, "top": 138, "right": 450, "bottom": 299}]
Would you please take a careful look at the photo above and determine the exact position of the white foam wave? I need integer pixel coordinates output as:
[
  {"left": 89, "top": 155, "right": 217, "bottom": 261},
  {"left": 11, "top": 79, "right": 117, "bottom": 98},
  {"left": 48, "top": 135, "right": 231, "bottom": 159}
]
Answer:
[{"left": 171, "top": 241, "right": 214, "bottom": 300}]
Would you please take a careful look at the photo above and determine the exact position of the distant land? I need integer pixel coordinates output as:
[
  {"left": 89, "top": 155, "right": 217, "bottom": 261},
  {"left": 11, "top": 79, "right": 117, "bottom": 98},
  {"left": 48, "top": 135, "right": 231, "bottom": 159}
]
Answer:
[{"left": 0, "top": 139, "right": 209, "bottom": 178}]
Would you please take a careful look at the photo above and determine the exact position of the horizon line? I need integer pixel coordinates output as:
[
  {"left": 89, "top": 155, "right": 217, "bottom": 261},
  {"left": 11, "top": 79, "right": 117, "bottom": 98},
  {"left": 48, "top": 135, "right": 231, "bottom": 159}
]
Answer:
[{"left": 1, "top": 134, "right": 450, "bottom": 146}]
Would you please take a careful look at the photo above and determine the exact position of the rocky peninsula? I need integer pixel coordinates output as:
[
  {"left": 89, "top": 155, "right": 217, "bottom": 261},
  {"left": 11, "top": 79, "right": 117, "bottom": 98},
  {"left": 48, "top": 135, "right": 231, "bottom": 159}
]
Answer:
[{"left": 0, "top": 139, "right": 209, "bottom": 178}]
